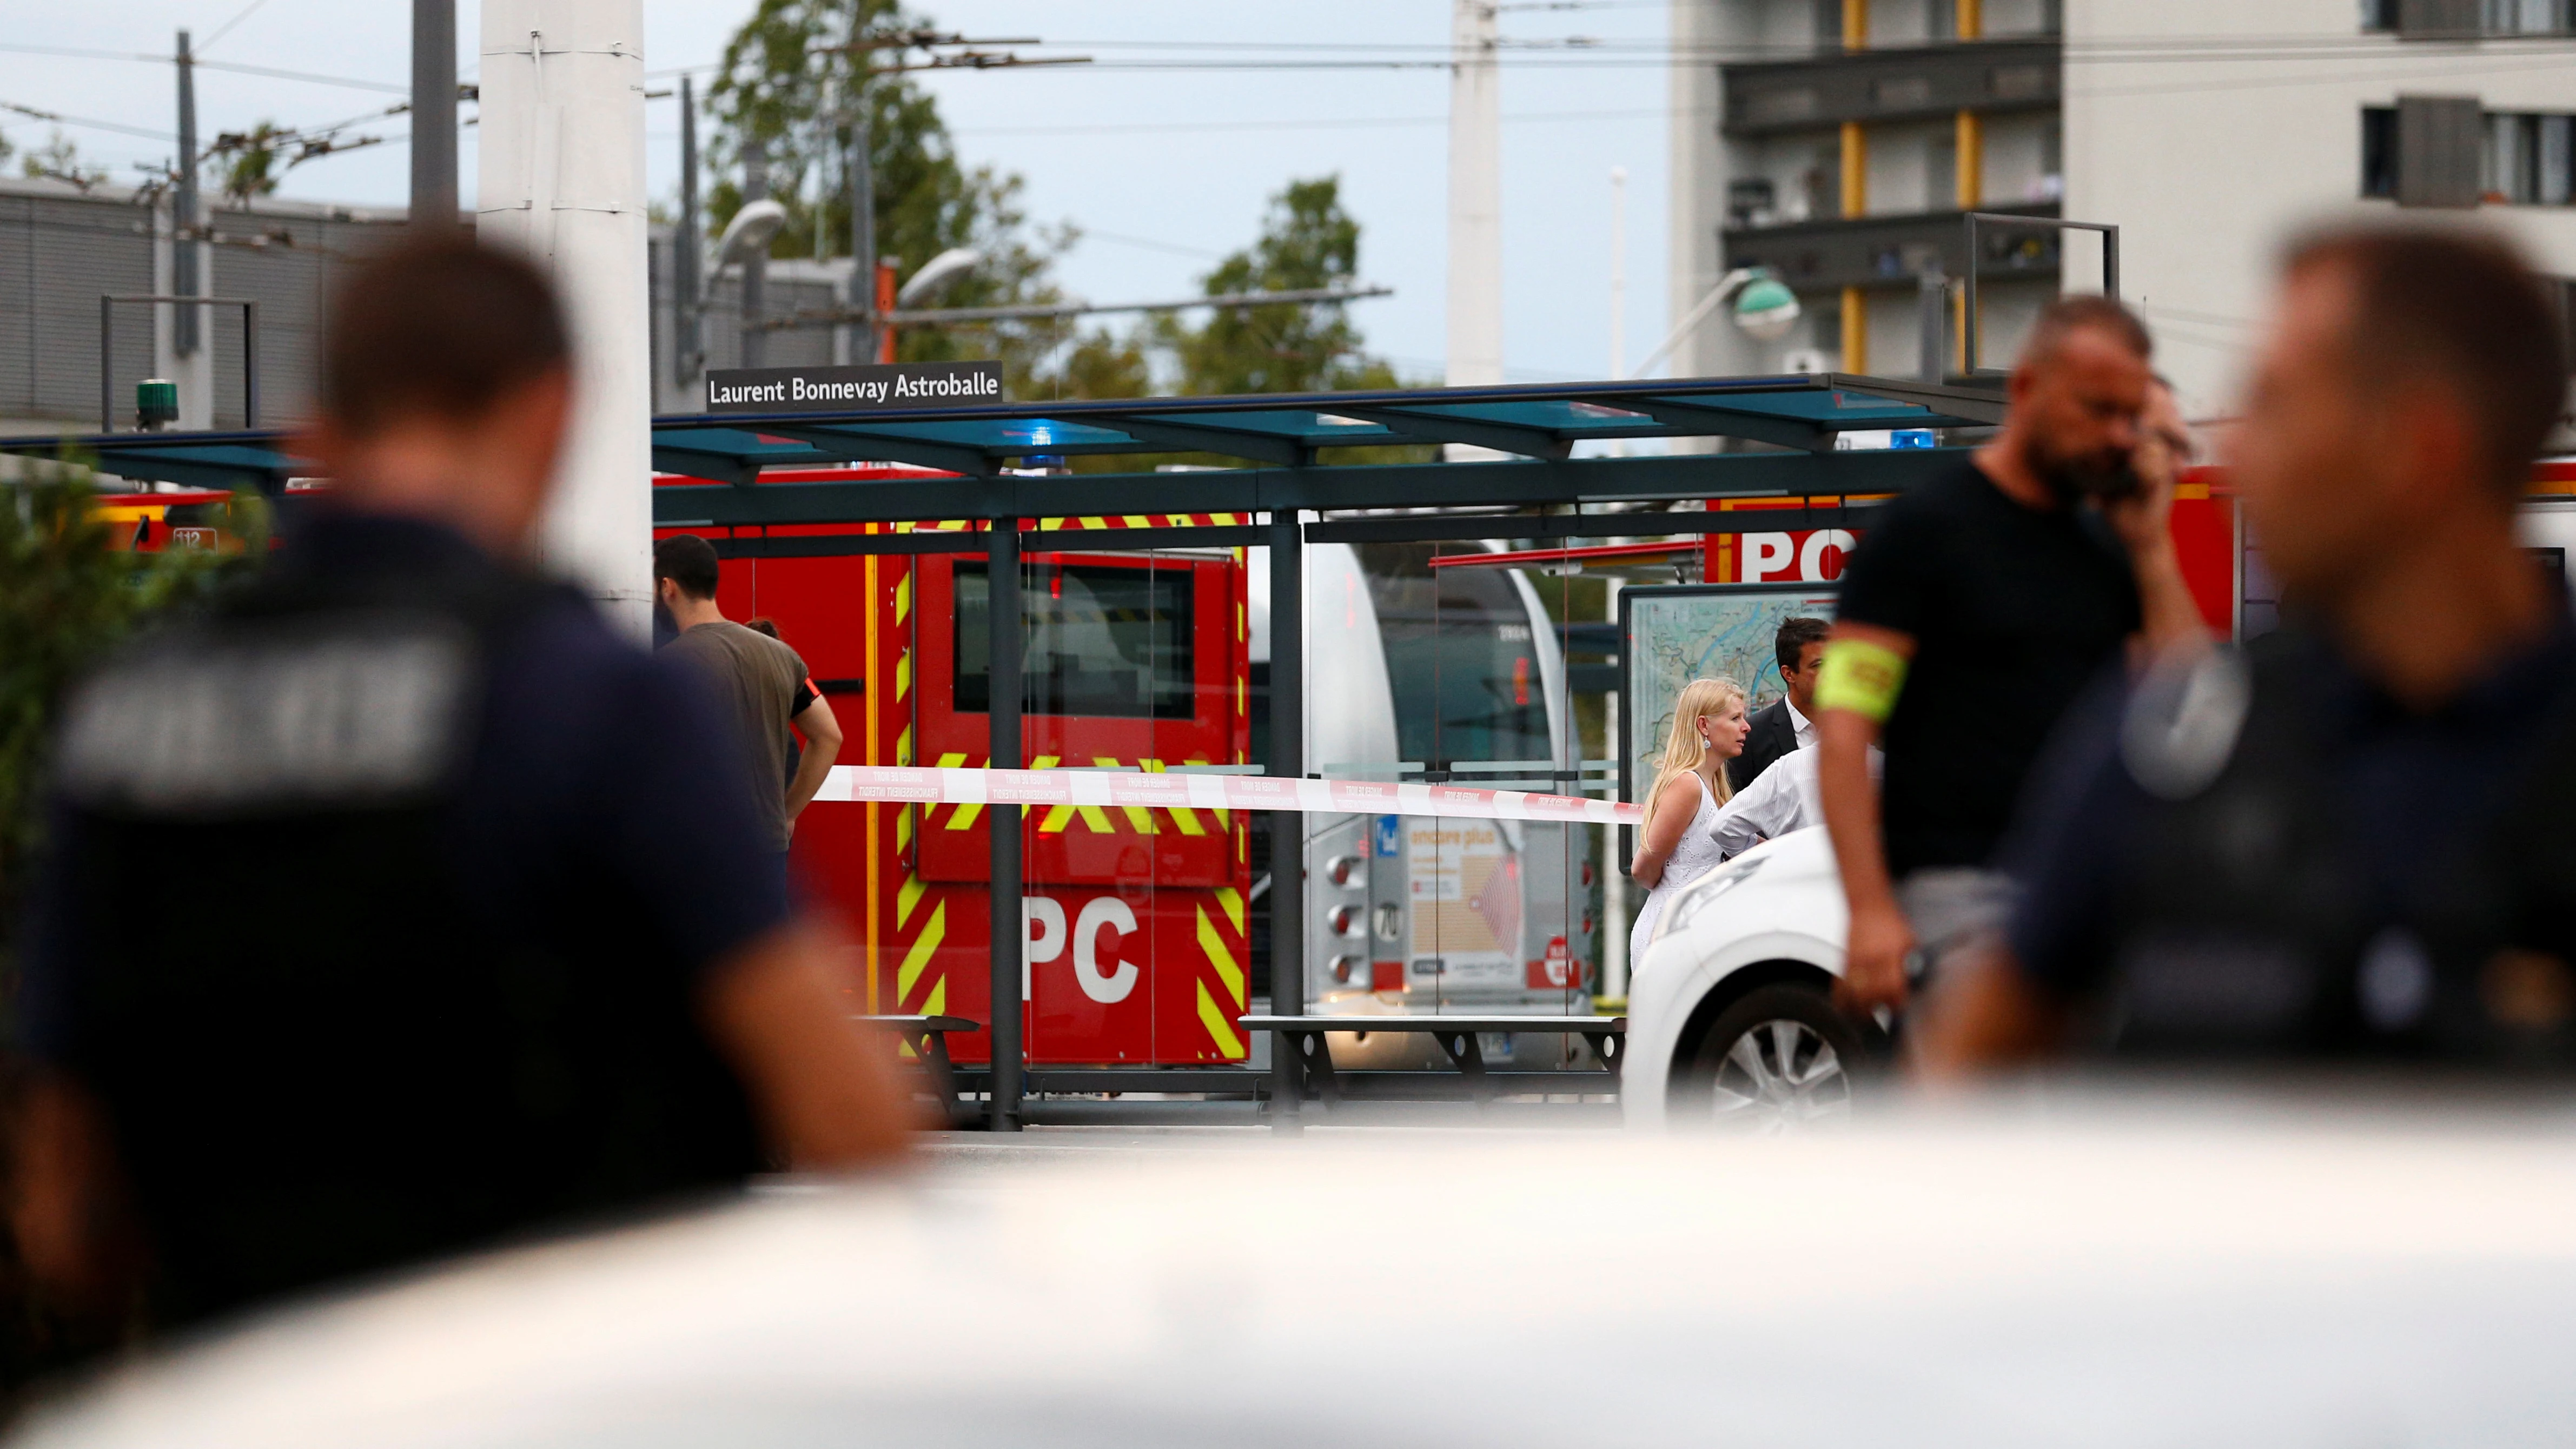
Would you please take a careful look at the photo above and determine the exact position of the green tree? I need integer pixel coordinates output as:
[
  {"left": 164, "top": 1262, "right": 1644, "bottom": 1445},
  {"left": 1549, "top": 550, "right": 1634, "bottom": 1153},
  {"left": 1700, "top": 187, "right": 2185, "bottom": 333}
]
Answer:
[
  {"left": 1041, "top": 328, "right": 1153, "bottom": 401},
  {"left": 1155, "top": 176, "right": 1402, "bottom": 398},
  {"left": 20, "top": 132, "right": 104, "bottom": 192},
  {"left": 215, "top": 121, "right": 287, "bottom": 207},
  {"left": 703, "top": 0, "right": 1069, "bottom": 391},
  {"left": 1051, "top": 177, "right": 1422, "bottom": 471}
]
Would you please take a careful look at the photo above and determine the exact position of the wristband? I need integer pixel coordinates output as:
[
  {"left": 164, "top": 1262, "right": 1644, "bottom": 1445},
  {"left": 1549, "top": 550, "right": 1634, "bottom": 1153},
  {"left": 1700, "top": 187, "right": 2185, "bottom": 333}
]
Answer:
[{"left": 1814, "top": 637, "right": 1909, "bottom": 724}]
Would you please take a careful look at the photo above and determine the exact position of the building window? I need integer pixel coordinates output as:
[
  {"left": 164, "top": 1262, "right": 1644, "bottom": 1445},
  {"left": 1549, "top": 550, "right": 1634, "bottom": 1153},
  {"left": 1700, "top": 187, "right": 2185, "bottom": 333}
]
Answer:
[
  {"left": 2374, "top": 0, "right": 2574, "bottom": 32},
  {"left": 1727, "top": 177, "right": 1779, "bottom": 229},
  {"left": 2548, "top": 275, "right": 2576, "bottom": 374},
  {"left": 2372, "top": 102, "right": 2576, "bottom": 204},
  {"left": 2363, "top": 106, "right": 2399, "bottom": 196},
  {"left": 2486, "top": 0, "right": 2574, "bottom": 31},
  {"left": 2368, "top": 96, "right": 2484, "bottom": 206},
  {"left": 2484, "top": 111, "right": 2576, "bottom": 202}
]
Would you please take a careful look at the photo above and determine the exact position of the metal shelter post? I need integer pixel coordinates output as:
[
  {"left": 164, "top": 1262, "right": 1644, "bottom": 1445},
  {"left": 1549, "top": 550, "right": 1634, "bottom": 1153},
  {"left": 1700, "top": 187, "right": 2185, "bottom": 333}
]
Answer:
[
  {"left": 986, "top": 519, "right": 1024, "bottom": 1132},
  {"left": 1267, "top": 510, "right": 1305, "bottom": 1130}
]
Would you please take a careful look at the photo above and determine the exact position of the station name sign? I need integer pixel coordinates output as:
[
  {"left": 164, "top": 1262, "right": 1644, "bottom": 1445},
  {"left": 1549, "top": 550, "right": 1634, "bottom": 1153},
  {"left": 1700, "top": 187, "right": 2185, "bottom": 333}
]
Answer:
[{"left": 704, "top": 360, "right": 1002, "bottom": 413}]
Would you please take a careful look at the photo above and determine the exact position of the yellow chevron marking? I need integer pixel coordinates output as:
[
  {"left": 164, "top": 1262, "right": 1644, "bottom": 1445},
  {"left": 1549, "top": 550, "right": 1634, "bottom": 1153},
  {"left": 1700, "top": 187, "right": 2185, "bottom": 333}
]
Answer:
[
  {"left": 893, "top": 571, "right": 911, "bottom": 623},
  {"left": 1197, "top": 903, "right": 1244, "bottom": 1003},
  {"left": 894, "top": 649, "right": 911, "bottom": 702},
  {"left": 936, "top": 751, "right": 981, "bottom": 830},
  {"left": 1032, "top": 757, "right": 1076, "bottom": 832},
  {"left": 1057, "top": 757, "right": 1108, "bottom": 833},
  {"left": 1184, "top": 759, "right": 1228, "bottom": 825},
  {"left": 1216, "top": 886, "right": 1244, "bottom": 935},
  {"left": 896, "top": 874, "right": 928, "bottom": 929},
  {"left": 1197, "top": 980, "right": 1246, "bottom": 1060},
  {"left": 898, "top": 901, "right": 946, "bottom": 1001}
]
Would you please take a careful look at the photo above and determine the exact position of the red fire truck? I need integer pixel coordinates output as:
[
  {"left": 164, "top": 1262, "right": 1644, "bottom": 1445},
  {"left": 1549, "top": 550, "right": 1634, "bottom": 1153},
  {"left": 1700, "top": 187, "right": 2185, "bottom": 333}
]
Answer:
[
  {"left": 659, "top": 468, "right": 1260, "bottom": 1068},
  {"left": 1699, "top": 468, "right": 2243, "bottom": 631},
  {"left": 655, "top": 468, "right": 1601, "bottom": 1071}
]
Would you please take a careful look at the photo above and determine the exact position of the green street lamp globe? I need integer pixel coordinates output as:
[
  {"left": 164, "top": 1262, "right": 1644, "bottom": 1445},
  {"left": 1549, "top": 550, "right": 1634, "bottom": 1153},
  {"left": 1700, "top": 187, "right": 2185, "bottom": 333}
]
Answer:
[{"left": 1732, "top": 274, "right": 1802, "bottom": 342}]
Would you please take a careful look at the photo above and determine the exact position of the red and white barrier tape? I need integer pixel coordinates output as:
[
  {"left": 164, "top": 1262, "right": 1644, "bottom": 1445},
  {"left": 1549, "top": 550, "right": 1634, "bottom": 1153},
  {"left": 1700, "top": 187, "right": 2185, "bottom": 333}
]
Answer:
[{"left": 817, "top": 765, "right": 1640, "bottom": 826}]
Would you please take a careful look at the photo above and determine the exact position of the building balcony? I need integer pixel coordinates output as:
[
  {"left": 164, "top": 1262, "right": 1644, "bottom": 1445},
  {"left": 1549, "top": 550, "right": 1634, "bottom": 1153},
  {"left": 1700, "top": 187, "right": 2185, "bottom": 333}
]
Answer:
[
  {"left": 1723, "top": 200, "right": 2062, "bottom": 294},
  {"left": 1722, "top": 38, "right": 2060, "bottom": 137}
]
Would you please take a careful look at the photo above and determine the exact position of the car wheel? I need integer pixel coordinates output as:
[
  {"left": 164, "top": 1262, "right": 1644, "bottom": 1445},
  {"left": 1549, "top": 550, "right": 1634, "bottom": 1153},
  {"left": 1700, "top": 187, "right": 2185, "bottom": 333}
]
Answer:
[{"left": 1671, "top": 983, "right": 1863, "bottom": 1133}]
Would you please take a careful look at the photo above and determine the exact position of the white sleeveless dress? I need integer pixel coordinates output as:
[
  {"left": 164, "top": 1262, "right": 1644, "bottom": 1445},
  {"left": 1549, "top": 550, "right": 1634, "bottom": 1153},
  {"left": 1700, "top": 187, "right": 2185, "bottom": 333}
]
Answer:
[{"left": 1630, "top": 772, "right": 1727, "bottom": 963}]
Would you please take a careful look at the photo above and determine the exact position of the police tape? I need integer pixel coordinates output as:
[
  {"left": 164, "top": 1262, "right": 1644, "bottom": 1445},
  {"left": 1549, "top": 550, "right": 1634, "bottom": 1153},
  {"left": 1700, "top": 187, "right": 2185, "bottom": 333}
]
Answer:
[{"left": 816, "top": 765, "right": 1642, "bottom": 826}]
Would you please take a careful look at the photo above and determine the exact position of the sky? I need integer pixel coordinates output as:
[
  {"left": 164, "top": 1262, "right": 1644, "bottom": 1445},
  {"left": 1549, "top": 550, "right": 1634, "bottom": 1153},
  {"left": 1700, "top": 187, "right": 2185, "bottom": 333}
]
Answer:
[{"left": 1, "top": 0, "right": 1681, "bottom": 387}]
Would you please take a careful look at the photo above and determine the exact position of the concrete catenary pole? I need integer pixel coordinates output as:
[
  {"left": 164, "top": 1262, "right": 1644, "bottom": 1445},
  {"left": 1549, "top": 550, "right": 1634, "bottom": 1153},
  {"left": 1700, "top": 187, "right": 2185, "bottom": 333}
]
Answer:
[
  {"left": 478, "top": 0, "right": 654, "bottom": 638},
  {"left": 174, "top": 29, "right": 200, "bottom": 360},
  {"left": 1445, "top": 0, "right": 1502, "bottom": 394},
  {"left": 847, "top": 68, "right": 876, "bottom": 365},
  {"left": 674, "top": 72, "right": 701, "bottom": 389},
  {"left": 740, "top": 135, "right": 768, "bottom": 370},
  {"left": 410, "top": 0, "right": 459, "bottom": 232},
  {"left": 165, "top": 29, "right": 212, "bottom": 428},
  {"left": 1608, "top": 165, "right": 1627, "bottom": 385}
]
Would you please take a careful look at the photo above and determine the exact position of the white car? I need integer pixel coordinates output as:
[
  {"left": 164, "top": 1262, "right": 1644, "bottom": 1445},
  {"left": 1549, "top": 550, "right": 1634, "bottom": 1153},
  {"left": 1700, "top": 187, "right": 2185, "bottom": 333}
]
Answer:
[
  {"left": 1623, "top": 826, "right": 1868, "bottom": 1132},
  {"left": 24, "top": 1110, "right": 2576, "bottom": 1448}
]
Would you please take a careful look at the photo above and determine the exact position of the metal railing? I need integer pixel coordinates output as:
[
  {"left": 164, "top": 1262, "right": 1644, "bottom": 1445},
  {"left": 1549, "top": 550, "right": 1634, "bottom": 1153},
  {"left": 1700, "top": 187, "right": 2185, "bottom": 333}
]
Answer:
[
  {"left": 100, "top": 294, "right": 260, "bottom": 433},
  {"left": 1961, "top": 213, "right": 2118, "bottom": 375}
]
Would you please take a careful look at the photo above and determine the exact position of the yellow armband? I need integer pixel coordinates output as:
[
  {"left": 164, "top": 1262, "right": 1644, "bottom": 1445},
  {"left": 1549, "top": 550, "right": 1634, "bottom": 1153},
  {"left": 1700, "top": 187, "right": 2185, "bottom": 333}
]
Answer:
[{"left": 1813, "top": 637, "right": 1909, "bottom": 724}]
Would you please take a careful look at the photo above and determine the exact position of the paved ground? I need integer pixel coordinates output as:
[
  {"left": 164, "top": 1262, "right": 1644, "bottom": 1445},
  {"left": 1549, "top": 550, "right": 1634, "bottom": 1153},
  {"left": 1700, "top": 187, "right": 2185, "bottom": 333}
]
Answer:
[{"left": 919, "top": 1108, "right": 1621, "bottom": 1169}]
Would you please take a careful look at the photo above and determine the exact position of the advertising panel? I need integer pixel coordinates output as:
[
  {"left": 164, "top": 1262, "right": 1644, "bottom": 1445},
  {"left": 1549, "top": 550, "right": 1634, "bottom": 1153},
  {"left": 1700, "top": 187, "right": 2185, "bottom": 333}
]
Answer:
[{"left": 1618, "top": 581, "right": 1840, "bottom": 819}]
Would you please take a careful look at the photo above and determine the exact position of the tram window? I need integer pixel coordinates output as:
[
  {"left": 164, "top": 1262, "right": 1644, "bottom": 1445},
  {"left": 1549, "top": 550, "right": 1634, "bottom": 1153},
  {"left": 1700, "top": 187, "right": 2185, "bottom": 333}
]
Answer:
[
  {"left": 1359, "top": 545, "right": 1551, "bottom": 764},
  {"left": 955, "top": 561, "right": 1195, "bottom": 718}
]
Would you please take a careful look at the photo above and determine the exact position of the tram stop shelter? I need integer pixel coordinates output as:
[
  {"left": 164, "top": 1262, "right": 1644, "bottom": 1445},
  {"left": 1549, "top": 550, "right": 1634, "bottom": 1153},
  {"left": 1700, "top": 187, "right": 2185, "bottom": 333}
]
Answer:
[{"left": 9, "top": 371, "right": 2005, "bottom": 1128}]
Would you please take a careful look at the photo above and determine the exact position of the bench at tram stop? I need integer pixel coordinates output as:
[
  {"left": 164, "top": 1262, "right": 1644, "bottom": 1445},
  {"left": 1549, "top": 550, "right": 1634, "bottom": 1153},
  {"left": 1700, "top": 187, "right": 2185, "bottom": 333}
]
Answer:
[
  {"left": 856, "top": 1015, "right": 980, "bottom": 1125},
  {"left": 1237, "top": 1014, "right": 1626, "bottom": 1109}
]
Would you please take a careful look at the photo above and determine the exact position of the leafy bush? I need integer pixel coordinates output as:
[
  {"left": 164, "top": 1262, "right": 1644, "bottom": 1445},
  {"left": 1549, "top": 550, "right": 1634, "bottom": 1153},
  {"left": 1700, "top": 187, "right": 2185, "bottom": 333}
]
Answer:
[{"left": 0, "top": 459, "right": 263, "bottom": 999}]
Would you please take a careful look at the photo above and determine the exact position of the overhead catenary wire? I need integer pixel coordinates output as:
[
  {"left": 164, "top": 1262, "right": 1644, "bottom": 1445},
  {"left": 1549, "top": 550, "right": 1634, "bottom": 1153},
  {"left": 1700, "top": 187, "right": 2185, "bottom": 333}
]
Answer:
[{"left": 0, "top": 42, "right": 409, "bottom": 94}]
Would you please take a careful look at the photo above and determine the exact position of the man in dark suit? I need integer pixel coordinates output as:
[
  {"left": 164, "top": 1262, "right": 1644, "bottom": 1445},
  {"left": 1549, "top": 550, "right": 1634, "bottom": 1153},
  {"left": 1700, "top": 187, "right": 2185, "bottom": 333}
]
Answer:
[{"left": 1729, "top": 616, "right": 1832, "bottom": 792}]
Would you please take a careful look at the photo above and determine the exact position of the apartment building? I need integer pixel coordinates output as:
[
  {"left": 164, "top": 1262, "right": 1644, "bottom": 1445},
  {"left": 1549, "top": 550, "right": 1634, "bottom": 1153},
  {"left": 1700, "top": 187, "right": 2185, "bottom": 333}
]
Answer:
[{"left": 1671, "top": 0, "right": 2576, "bottom": 414}]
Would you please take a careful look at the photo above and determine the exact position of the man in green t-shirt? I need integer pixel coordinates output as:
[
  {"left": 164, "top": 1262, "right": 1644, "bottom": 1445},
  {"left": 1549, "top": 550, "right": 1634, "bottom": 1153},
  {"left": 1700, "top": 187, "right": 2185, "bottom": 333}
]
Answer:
[{"left": 652, "top": 534, "right": 844, "bottom": 861}]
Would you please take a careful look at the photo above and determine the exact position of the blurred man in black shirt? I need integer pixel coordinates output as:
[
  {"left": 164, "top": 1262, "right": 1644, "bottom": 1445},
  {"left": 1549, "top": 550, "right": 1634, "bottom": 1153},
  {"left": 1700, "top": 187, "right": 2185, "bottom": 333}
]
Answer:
[
  {"left": 14, "top": 239, "right": 913, "bottom": 1334},
  {"left": 1916, "top": 226, "right": 2576, "bottom": 1071},
  {"left": 1816, "top": 299, "right": 2207, "bottom": 1016}
]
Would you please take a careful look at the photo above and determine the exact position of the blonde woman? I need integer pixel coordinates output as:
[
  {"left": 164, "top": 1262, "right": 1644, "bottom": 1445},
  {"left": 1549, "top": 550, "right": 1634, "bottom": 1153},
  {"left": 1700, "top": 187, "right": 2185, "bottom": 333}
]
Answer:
[{"left": 1628, "top": 677, "right": 1751, "bottom": 963}]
